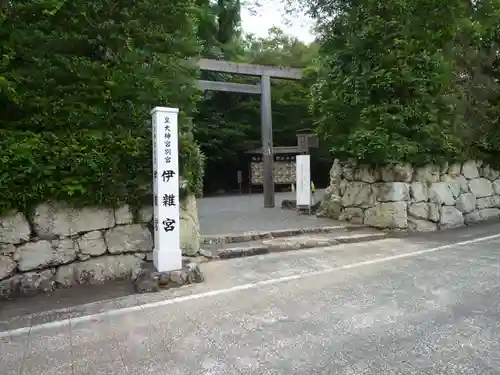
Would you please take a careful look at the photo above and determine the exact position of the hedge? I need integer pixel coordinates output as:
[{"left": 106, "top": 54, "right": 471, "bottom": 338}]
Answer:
[{"left": 0, "top": 129, "right": 204, "bottom": 215}]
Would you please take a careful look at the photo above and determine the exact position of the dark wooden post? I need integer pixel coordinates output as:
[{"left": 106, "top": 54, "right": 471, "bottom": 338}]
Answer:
[{"left": 196, "top": 59, "right": 302, "bottom": 208}]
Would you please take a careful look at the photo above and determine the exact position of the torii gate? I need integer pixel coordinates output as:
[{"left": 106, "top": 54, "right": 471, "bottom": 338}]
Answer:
[{"left": 196, "top": 58, "right": 303, "bottom": 208}]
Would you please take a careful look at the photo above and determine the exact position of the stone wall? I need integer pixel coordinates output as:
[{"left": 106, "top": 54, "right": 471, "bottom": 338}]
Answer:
[
  {"left": 319, "top": 160, "right": 500, "bottom": 231},
  {"left": 0, "top": 197, "right": 200, "bottom": 299}
]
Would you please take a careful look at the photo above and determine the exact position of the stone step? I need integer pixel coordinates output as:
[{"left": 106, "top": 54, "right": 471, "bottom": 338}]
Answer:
[
  {"left": 199, "top": 231, "right": 389, "bottom": 260},
  {"left": 200, "top": 225, "right": 363, "bottom": 246}
]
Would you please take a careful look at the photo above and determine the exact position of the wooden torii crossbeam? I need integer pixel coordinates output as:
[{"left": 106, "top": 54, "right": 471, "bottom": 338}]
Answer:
[{"left": 196, "top": 58, "right": 303, "bottom": 208}]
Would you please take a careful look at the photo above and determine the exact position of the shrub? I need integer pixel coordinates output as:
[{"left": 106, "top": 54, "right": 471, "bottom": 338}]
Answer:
[
  {"left": 310, "top": 0, "right": 471, "bottom": 166},
  {"left": 0, "top": 129, "right": 204, "bottom": 214},
  {"left": 0, "top": 0, "right": 204, "bottom": 214}
]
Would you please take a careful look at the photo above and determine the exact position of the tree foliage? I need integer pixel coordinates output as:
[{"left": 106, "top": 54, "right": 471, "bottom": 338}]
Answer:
[
  {"left": 0, "top": 0, "right": 204, "bottom": 214},
  {"left": 309, "top": 0, "right": 469, "bottom": 165},
  {"left": 1, "top": 0, "right": 200, "bottom": 131},
  {"left": 0, "top": 0, "right": 326, "bottom": 208},
  {"left": 194, "top": 27, "right": 330, "bottom": 192},
  {"left": 302, "top": 0, "right": 500, "bottom": 167},
  {"left": 453, "top": 0, "right": 500, "bottom": 161}
]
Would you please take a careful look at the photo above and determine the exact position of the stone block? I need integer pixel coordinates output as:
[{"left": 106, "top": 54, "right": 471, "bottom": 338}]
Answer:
[
  {"left": 138, "top": 206, "right": 154, "bottom": 223},
  {"left": 78, "top": 253, "right": 91, "bottom": 261},
  {"left": 57, "top": 254, "right": 143, "bottom": 285},
  {"left": 364, "top": 202, "right": 407, "bottom": 229},
  {"left": 429, "top": 183, "right": 456, "bottom": 206},
  {"left": 493, "top": 179, "right": 500, "bottom": 195},
  {"left": 354, "top": 166, "right": 379, "bottom": 183},
  {"left": 0, "top": 255, "right": 15, "bottom": 280},
  {"left": 157, "top": 270, "right": 171, "bottom": 286},
  {"left": 55, "top": 264, "right": 76, "bottom": 287},
  {"left": 105, "top": 224, "right": 153, "bottom": 254},
  {"left": 414, "top": 165, "right": 440, "bottom": 183},
  {"left": 447, "top": 163, "right": 462, "bottom": 178},
  {"left": 114, "top": 205, "right": 133, "bottom": 225},
  {"left": 455, "top": 175, "right": 469, "bottom": 193},
  {"left": 1, "top": 269, "right": 55, "bottom": 298},
  {"left": 376, "top": 182, "right": 409, "bottom": 202},
  {"left": 468, "top": 178, "right": 494, "bottom": 198},
  {"left": 408, "top": 218, "right": 438, "bottom": 232},
  {"left": 0, "top": 275, "right": 14, "bottom": 298},
  {"left": 462, "top": 160, "right": 480, "bottom": 179},
  {"left": 456, "top": 193, "right": 476, "bottom": 214},
  {"left": 476, "top": 196, "right": 500, "bottom": 210},
  {"left": 132, "top": 268, "right": 160, "bottom": 293},
  {"left": 33, "top": 202, "right": 115, "bottom": 237},
  {"left": 464, "top": 208, "right": 500, "bottom": 224},
  {"left": 324, "top": 183, "right": 340, "bottom": 198},
  {"left": 339, "top": 207, "right": 364, "bottom": 224},
  {"left": 263, "top": 235, "right": 339, "bottom": 251},
  {"left": 480, "top": 165, "right": 500, "bottom": 181},
  {"left": 186, "top": 262, "right": 204, "bottom": 284},
  {"left": 16, "top": 239, "right": 77, "bottom": 272},
  {"left": 342, "top": 164, "right": 354, "bottom": 181},
  {"left": 464, "top": 211, "right": 480, "bottom": 225},
  {"left": 439, "top": 206, "right": 464, "bottom": 229},
  {"left": 410, "top": 182, "right": 429, "bottom": 203},
  {"left": 339, "top": 180, "right": 348, "bottom": 195},
  {"left": 133, "top": 252, "right": 147, "bottom": 260},
  {"left": 429, "top": 203, "right": 440, "bottom": 222},
  {"left": 0, "top": 243, "right": 15, "bottom": 257},
  {"left": 131, "top": 261, "right": 203, "bottom": 293},
  {"left": 380, "top": 164, "right": 413, "bottom": 182},
  {"left": 0, "top": 210, "right": 31, "bottom": 244},
  {"left": 169, "top": 270, "right": 188, "bottom": 286},
  {"left": 408, "top": 202, "right": 439, "bottom": 222},
  {"left": 438, "top": 176, "right": 461, "bottom": 198},
  {"left": 342, "top": 182, "right": 377, "bottom": 208},
  {"left": 440, "top": 162, "right": 449, "bottom": 175},
  {"left": 20, "top": 269, "right": 56, "bottom": 296},
  {"left": 77, "top": 231, "right": 107, "bottom": 257},
  {"left": 180, "top": 195, "right": 201, "bottom": 256},
  {"left": 316, "top": 197, "right": 342, "bottom": 219},
  {"left": 329, "top": 159, "right": 342, "bottom": 185}
]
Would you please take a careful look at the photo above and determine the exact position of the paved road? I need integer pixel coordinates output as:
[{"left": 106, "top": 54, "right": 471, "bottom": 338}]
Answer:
[
  {"left": 197, "top": 190, "right": 335, "bottom": 235},
  {"left": 2, "top": 224, "right": 500, "bottom": 374}
]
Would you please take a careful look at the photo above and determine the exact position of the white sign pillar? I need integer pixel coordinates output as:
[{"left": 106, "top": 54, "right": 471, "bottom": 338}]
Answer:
[
  {"left": 151, "top": 107, "right": 182, "bottom": 272},
  {"left": 296, "top": 155, "right": 311, "bottom": 209}
]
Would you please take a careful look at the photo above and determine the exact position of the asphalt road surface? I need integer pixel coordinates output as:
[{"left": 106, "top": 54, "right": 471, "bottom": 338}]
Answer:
[{"left": 2, "top": 224, "right": 500, "bottom": 374}]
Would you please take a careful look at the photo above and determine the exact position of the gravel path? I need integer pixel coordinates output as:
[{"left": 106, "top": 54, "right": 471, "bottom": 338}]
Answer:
[{"left": 197, "top": 190, "right": 341, "bottom": 235}]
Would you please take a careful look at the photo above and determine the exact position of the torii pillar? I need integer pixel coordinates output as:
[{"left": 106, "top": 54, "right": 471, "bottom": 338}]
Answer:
[{"left": 196, "top": 59, "right": 303, "bottom": 208}]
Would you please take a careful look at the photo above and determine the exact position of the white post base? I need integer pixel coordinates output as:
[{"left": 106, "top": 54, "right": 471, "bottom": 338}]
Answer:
[{"left": 153, "top": 248, "right": 182, "bottom": 272}]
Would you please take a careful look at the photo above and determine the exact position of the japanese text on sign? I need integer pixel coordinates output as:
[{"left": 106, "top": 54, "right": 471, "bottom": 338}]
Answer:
[{"left": 151, "top": 107, "right": 181, "bottom": 272}]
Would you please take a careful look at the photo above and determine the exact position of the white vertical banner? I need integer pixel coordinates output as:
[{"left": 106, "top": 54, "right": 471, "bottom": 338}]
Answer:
[
  {"left": 296, "top": 155, "right": 311, "bottom": 207},
  {"left": 151, "top": 107, "right": 181, "bottom": 272}
]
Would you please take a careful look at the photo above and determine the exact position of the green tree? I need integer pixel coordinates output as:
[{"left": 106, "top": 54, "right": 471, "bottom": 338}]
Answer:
[
  {"left": 0, "top": 0, "right": 204, "bottom": 213},
  {"left": 194, "top": 27, "right": 329, "bottom": 192},
  {"left": 452, "top": 0, "right": 500, "bottom": 164},
  {"left": 196, "top": 0, "right": 242, "bottom": 59},
  {"left": 262, "top": 0, "right": 500, "bottom": 169},
  {"left": 192, "top": 0, "right": 246, "bottom": 192},
  {"left": 1, "top": 0, "right": 199, "bottom": 132}
]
